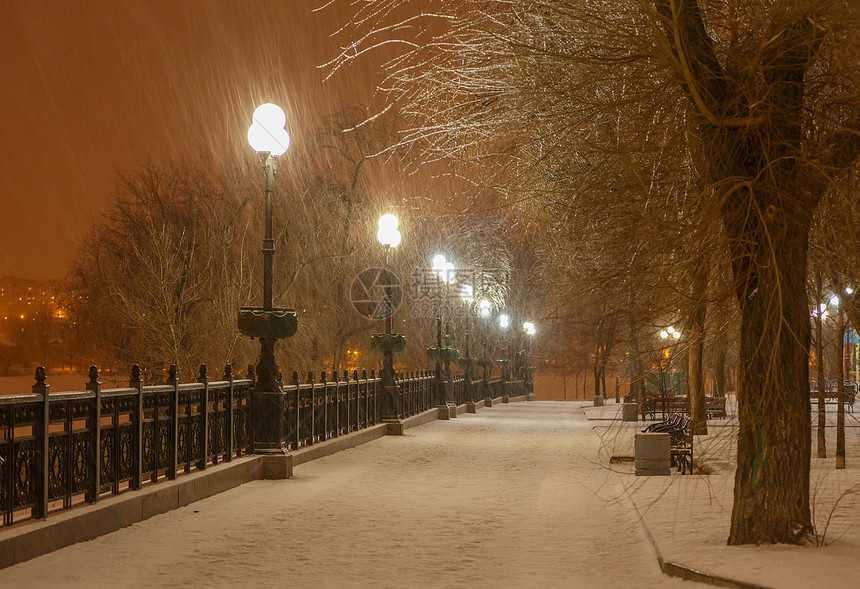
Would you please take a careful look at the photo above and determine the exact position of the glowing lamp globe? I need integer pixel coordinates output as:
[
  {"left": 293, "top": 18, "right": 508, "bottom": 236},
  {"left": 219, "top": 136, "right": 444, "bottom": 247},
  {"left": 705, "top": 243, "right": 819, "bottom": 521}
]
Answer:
[
  {"left": 376, "top": 214, "right": 401, "bottom": 247},
  {"left": 377, "top": 226, "right": 402, "bottom": 247},
  {"left": 479, "top": 299, "right": 491, "bottom": 317},
  {"left": 523, "top": 322, "right": 536, "bottom": 336},
  {"left": 499, "top": 314, "right": 509, "bottom": 329},
  {"left": 248, "top": 103, "right": 291, "bottom": 156},
  {"left": 460, "top": 284, "right": 474, "bottom": 304},
  {"left": 378, "top": 214, "right": 399, "bottom": 231}
]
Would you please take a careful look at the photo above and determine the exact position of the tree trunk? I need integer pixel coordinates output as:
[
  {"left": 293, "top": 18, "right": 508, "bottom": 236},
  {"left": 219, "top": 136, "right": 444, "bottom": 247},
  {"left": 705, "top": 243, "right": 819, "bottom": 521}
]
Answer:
[
  {"left": 814, "top": 288, "right": 827, "bottom": 459},
  {"left": 727, "top": 206, "right": 813, "bottom": 545},
  {"left": 812, "top": 268, "right": 827, "bottom": 458},
  {"left": 836, "top": 314, "right": 846, "bottom": 469},
  {"left": 714, "top": 333, "right": 727, "bottom": 398},
  {"left": 687, "top": 261, "right": 709, "bottom": 435},
  {"left": 687, "top": 321, "right": 707, "bottom": 434},
  {"left": 815, "top": 314, "right": 827, "bottom": 458}
]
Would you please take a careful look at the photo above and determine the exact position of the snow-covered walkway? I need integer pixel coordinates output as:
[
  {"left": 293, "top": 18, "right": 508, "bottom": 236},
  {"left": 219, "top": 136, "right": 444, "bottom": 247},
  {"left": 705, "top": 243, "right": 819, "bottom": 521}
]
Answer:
[{"left": 0, "top": 402, "right": 695, "bottom": 588}]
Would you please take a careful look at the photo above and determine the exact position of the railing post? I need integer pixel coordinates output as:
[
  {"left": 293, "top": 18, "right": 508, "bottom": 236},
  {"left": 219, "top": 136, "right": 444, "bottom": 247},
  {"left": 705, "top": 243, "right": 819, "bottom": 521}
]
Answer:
[
  {"left": 343, "top": 370, "right": 351, "bottom": 433},
  {"left": 129, "top": 365, "right": 144, "bottom": 490},
  {"left": 355, "top": 370, "right": 362, "bottom": 429},
  {"left": 168, "top": 365, "right": 179, "bottom": 480},
  {"left": 33, "top": 367, "right": 49, "bottom": 520},
  {"left": 198, "top": 364, "right": 209, "bottom": 470},
  {"left": 184, "top": 364, "right": 194, "bottom": 473},
  {"left": 332, "top": 371, "right": 340, "bottom": 438},
  {"left": 307, "top": 371, "right": 316, "bottom": 444},
  {"left": 370, "top": 369, "right": 378, "bottom": 424},
  {"left": 86, "top": 366, "right": 101, "bottom": 502},
  {"left": 247, "top": 364, "right": 256, "bottom": 452},
  {"left": 291, "top": 371, "right": 300, "bottom": 449},
  {"left": 224, "top": 364, "right": 234, "bottom": 462},
  {"left": 320, "top": 371, "right": 328, "bottom": 442}
]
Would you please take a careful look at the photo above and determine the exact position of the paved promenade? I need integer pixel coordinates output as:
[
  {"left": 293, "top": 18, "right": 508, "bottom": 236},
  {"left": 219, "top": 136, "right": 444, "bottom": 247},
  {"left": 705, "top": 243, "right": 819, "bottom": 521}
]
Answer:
[
  {"left": 0, "top": 402, "right": 694, "bottom": 588},
  {"left": 4, "top": 399, "right": 858, "bottom": 588}
]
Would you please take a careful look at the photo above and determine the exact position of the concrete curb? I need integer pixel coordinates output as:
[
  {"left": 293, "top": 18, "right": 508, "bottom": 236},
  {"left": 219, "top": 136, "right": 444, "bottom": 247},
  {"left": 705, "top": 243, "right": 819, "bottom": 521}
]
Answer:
[
  {"left": 588, "top": 403, "right": 773, "bottom": 589},
  {"left": 627, "top": 495, "right": 773, "bottom": 589},
  {"left": 0, "top": 454, "right": 269, "bottom": 570}
]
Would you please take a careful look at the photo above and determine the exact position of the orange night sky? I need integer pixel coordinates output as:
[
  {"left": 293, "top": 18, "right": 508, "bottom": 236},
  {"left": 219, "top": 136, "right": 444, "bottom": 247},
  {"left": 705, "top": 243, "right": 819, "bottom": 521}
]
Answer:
[{"left": 0, "top": 0, "right": 383, "bottom": 279}]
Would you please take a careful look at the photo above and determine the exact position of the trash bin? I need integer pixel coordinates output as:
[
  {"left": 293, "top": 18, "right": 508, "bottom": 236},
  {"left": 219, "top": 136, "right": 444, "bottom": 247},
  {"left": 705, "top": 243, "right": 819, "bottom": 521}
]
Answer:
[
  {"left": 622, "top": 402, "right": 639, "bottom": 422},
  {"left": 634, "top": 432, "right": 670, "bottom": 476}
]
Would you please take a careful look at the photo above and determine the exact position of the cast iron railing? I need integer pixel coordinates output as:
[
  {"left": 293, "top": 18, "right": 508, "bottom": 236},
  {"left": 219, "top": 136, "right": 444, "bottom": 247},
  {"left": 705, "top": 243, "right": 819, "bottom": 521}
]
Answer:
[
  {"left": 1, "top": 361, "right": 531, "bottom": 529},
  {"left": 0, "top": 364, "right": 253, "bottom": 527}
]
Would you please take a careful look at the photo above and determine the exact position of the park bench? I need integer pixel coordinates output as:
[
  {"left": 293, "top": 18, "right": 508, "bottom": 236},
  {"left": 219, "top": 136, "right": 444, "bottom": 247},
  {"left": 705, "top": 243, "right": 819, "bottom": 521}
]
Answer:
[
  {"left": 642, "top": 395, "right": 688, "bottom": 420},
  {"left": 642, "top": 413, "right": 693, "bottom": 474},
  {"left": 706, "top": 396, "right": 727, "bottom": 419},
  {"left": 809, "top": 378, "right": 856, "bottom": 413}
]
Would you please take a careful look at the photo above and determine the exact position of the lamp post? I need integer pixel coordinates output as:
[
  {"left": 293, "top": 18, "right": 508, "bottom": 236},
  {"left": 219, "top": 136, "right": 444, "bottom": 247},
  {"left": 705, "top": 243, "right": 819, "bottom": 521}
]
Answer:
[
  {"left": 238, "top": 103, "right": 298, "bottom": 453},
  {"left": 478, "top": 299, "right": 492, "bottom": 402},
  {"left": 371, "top": 214, "right": 405, "bottom": 422},
  {"left": 523, "top": 321, "right": 536, "bottom": 398},
  {"left": 429, "top": 254, "right": 458, "bottom": 407},
  {"left": 656, "top": 325, "right": 681, "bottom": 419},
  {"left": 825, "top": 294, "right": 847, "bottom": 469},
  {"left": 459, "top": 284, "right": 477, "bottom": 403},
  {"left": 498, "top": 313, "right": 510, "bottom": 401}
]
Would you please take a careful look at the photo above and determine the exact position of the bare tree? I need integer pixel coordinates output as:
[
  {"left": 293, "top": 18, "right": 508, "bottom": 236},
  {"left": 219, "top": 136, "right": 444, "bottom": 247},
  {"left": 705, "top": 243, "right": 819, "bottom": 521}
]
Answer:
[{"left": 328, "top": 0, "right": 860, "bottom": 545}]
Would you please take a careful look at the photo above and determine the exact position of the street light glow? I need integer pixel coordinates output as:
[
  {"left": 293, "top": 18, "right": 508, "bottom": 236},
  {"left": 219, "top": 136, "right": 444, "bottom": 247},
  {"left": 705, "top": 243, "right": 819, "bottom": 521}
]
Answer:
[
  {"left": 378, "top": 213, "right": 399, "bottom": 230},
  {"left": 376, "top": 214, "right": 401, "bottom": 247},
  {"left": 247, "top": 103, "right": 290, "bottom": 155},
  {"left": 659, "top": 330, "right": 668, "bottom": 339},
  {"left": 460, "top": 284, "right": 474, "bottom": 303},
  {"left": 478, "top": 299, "right": 491, "bottom": 317},
  {"left": 830, "top": 294, "right": 840, "bottom": 307},
  {"left": 431, "top": 254, "right": 455, "bottom": 283},
  {"left": 499, "top": 314, "right": 509, "bottom": 329},
  {"left": 524, "top": 321, "right": 536, "bottom": 335},
  {"left": 672, "top": 330, "right": 681, "bottom": 339}
]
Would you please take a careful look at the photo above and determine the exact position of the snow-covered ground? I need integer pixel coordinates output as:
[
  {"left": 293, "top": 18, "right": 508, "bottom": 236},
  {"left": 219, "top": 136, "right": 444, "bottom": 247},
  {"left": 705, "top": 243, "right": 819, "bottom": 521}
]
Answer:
[
  {"left": 0, "top": 402, "right": 695, "bottom": 588},
  {"left": 592, "top": 397, "right": 860, "bottom": 588},
  {"left": 1, "top": 398, "right": 857, "bottom": 588}
]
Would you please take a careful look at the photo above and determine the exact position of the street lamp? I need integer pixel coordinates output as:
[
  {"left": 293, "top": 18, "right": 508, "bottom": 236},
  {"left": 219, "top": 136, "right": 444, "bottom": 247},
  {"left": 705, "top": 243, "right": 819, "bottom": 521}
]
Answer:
[
  {"left": 522, "top": 322, "right": 536, "bottom": 397},
  {"left": 371, "top": 214, "right": 405, "bottom": 422},
  {"left": 654, "top": 325, "right": 681, "bottom": 418},
  {"left": 458, "top": 284, "right": 479, "bottom": 403},
  {"left": 428, "top": 254, "right": 458, "bottom": 407},
  {"left": 498, "top": 312, "right": 511, "bottom": 400},
  {"left": 477, "top": 299, "right": 493, "bottom": 401},
  {"left": 238, "top": 103, "right": 298, "bottom": 453}
]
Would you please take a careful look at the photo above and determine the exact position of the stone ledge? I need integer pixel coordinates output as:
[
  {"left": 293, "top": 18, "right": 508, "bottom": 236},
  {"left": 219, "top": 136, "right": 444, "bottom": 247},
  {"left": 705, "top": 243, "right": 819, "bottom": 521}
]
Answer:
[
  {"left": 0, "top": 455, "right": 263, "bottom": 570},
  {"left": 506, "top": 394, "right": 530, "bottom": 403},
  {"left": 466, "top": 399, "right": 486, "bottom": 413},
  {"left": 292, "top": 425, "right": 389, "bottom": 466}
]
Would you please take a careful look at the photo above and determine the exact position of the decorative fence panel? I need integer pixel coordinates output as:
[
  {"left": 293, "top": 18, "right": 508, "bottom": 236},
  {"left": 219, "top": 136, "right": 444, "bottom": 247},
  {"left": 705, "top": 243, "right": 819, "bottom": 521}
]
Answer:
[
  {"left": 2, "top": 362, "right": 531, "bottom": 529},
  {"left": 0, "top": 367, "right": 253, "bottom": 528},
  {"left": 283, "top": 371, "right": 380, "bottom": 450},
  {"left": 395, "top": 371, "right": 433, "bottom": 418}
]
